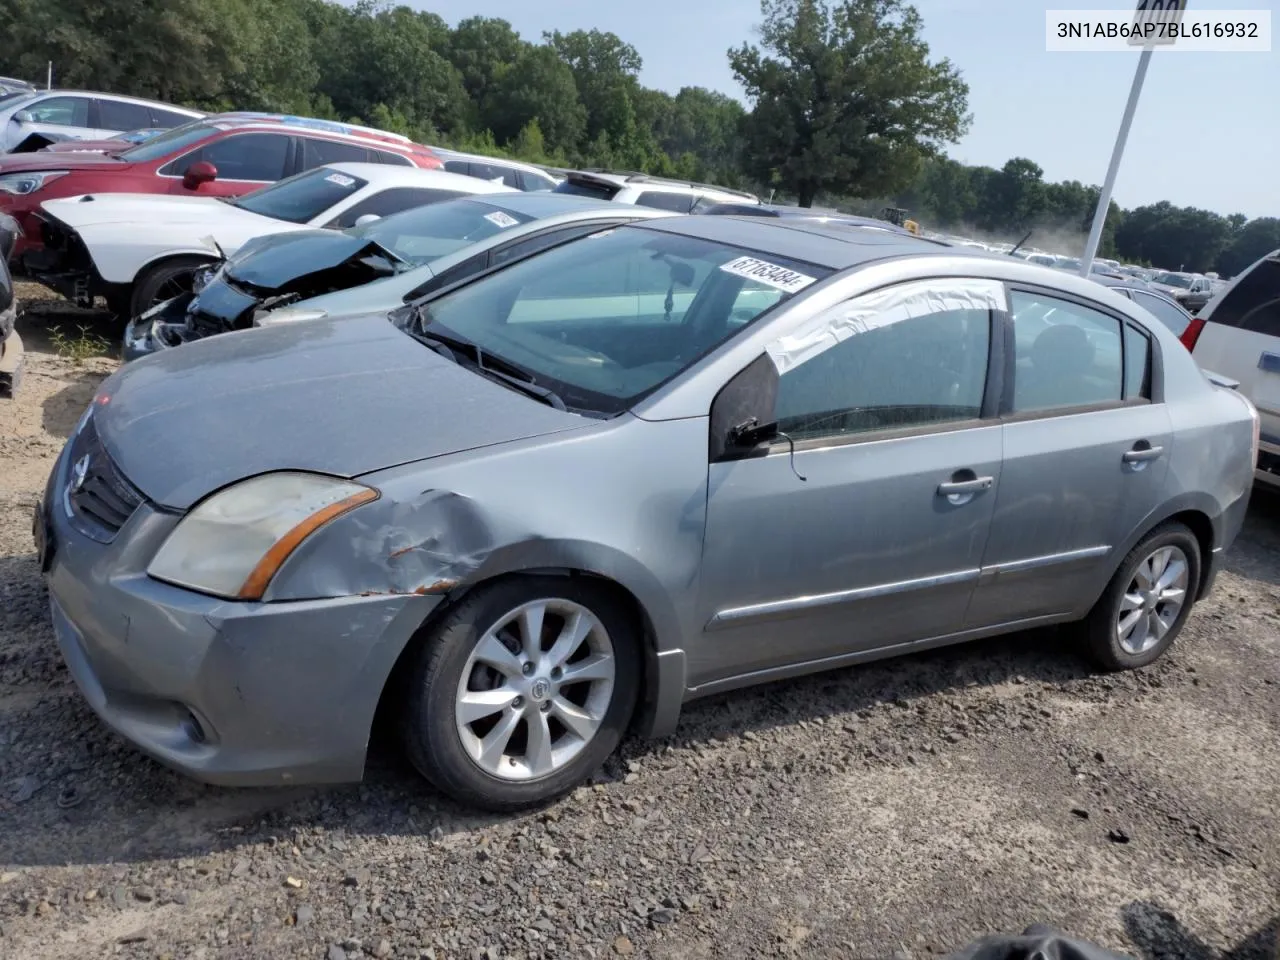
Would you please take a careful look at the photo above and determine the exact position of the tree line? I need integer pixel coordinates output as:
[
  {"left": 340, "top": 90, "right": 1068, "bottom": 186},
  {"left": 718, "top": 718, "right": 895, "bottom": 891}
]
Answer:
[{"left": 2, "top": 0, "right": 1274, "bottom": 275}]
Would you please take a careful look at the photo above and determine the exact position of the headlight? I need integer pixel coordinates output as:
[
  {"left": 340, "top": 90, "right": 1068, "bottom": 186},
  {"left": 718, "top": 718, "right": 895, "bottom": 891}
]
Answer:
[
  {"left": 147, "top": 472, "right": 378, "bottom": 600},
  {"left": 0, "top": 171, "right": 68, "bottom": 195},
  {"left": 253, "top": 307, "right": 329, "bottom": 327},
  {"left": 191, "top": 263, "right": 224, "bottom": 294}
]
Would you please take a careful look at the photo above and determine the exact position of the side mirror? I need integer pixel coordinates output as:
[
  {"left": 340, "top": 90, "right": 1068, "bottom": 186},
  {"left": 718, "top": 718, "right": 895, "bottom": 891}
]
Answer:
[
  {"left": 182, "top": 160, "right": 217, "bottom": 191},
  {"left": 354, "top": 214, "right": 380, "bottom": 227},
  {"left": 727, "top": 418, "right": 779, "bottom": 450},
  {"left": 13, "top": 109, "right": 33, "bottom": 123}
]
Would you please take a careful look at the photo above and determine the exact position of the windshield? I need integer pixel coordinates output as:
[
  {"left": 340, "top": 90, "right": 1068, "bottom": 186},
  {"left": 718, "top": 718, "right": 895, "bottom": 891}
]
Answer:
[
  {"left": 230, "top": 167, "right": 368, "bottom": 224},
  {"left": 409, "top": 224, "right": 829, "bottom": 415},
  {"left": 348, "top": 198, "right": 536, "bottom": 266},
  {"left": 118, "top": 120, "right": 215, "bottom": 162},
  {"left": 0, "top": 91, "right": 36, "bottom": 109},
  {"left": 1152, "top": 272, "right": 1192, "bottom": 288}
]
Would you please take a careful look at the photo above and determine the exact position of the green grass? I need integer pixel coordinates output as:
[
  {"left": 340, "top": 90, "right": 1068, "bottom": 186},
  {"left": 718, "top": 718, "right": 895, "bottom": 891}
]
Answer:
[{"left": 49, "top": 324, "right": 111, "bottom": 365}]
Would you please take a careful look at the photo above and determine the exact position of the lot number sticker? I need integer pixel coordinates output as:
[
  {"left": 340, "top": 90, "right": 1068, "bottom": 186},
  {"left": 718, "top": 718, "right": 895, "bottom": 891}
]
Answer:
[
  {"left": 719, "top": 256, "right": 816, "bottom": 294},
  {"left": 483, "top": 211, "right": 520, "bottom": 229},
  {"left": 325, "top": 173, "right": 356, "bottom": 187}
]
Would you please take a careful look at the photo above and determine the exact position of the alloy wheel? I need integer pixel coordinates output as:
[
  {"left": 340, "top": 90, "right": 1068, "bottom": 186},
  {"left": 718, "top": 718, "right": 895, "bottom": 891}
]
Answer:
[
  {"left": 1117, "top": 545, "right": 1189, "bottom": 655},
  {"left": 454, "top": 598, "right": 616, "bottom": 781}
]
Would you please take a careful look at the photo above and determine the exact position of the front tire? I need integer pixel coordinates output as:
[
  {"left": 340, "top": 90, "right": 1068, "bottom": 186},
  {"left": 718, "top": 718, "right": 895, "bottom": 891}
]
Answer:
[
  {"left": 129, "top": 256, "right": 212, "bottom": 320},
  {"left": 1082, "top": 522, "right": 1201, "bottom": 671},
  {"left": 402, "top": 576, "right": 641, "bottom": 811}
]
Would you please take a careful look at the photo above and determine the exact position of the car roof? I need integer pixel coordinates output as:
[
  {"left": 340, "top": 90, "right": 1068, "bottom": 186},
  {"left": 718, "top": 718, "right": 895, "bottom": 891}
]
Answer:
[
  {"left": 633, "top": 213, "right": 958, "bottom": 270},
  {"left": 321, "top": 162, "right": 517, "bottom": 193},
  {"left": 26, "top": 90, "right": 205, "bottom": 113},
  {"left": 202, "top": 113, "right": 428, "bottom": 151}
]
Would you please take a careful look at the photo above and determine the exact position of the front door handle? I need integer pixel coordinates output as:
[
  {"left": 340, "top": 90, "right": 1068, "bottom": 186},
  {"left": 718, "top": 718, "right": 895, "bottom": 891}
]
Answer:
[
  {"left": 1122, "top": 444, "right": 1164, "bottom": 464},
  {"left": 937, "top": 477, "right": 994, "bottom": 496}
]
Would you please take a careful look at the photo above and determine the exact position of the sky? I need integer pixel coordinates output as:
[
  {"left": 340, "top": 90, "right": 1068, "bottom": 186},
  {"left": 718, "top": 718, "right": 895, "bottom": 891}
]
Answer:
[{"left": 411, "top": 0, "right": 1279, "bottom": 220}]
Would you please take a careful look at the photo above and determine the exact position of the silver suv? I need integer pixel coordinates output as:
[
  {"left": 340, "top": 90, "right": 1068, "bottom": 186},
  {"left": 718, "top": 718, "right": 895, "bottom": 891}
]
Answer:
[
  {"left": 0, "top": 90, "right": 204, "bottom": 153},
  {"left": 553, "top": 169, "right": 760, "bottom": 213}
]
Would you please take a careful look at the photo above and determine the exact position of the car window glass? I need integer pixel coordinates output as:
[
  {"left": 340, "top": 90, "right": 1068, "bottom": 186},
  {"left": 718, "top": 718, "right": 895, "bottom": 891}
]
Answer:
[
  {"left": 553, "top": 179, "right": 619, "bottom": 201},
  {"left": 357, "top": 198, "right": 536, "bottom": 266},
  {"left": 23, "top": 96, "right": 89, "bottom": 126},
  {"left": 124, "top": 122, "right": 215, "bottom": 164},
  {"left": 1131, "top": 292, "right": 1191, "bottom": 337},
  {"left": 773, "top": 284, "right": 991, "bottom": 441},
  {"left": 229, "top": 166, "right": 368, "bottom": 224},
  {"left": 1123, "top": 324, "right": 1151, "bottom": 401},
  {"left": 635, "top": 191, "right": 695, "bottom": 213},
  {"left": 1207, "top": 257, "right": 1280, "bottom": 335},
  {"left": 173, "top": 133, "right": 289, "bottom": 181},
  {"left": 491, "top": 223, "right": 612, "bottom": 268},
  {"left": 327, "top": 187, "right": 471, "bottom": 230},
  {"left": 149, "top": 106, "right": 196, "bottom": 128},
  {"left": 97, "top": 99, "right": 153, "bottom": 131},
  {"left": 443, "top": 160, "right": 469, "bottom": 175},
  {"left": 466, "top": 162, "right": 520, "bottom": 188},
  {"left": 414, "top": 227, "right": 827, "bottom": 414},
  {"left": 517, "top": 170, "right": 555, "bottom": 192},
  {"left": 370, "top": 148, "right": 413, "bottom": 167},
  {"left": 410, "top": 253, "right": 490, "bottom": 299},
  {"left": 1010, "top": 291, "right": 1123, "bottom": 413},
  {"left": 299, "top": 137, "right": 370, "bottom": 170}
]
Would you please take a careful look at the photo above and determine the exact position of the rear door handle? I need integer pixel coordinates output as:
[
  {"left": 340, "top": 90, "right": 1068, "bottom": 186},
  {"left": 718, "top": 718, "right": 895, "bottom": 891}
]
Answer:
[
  {"left": 1258, "top": 351, "right": 1280, "bottom": 373},
  {"left": 937, "top": 477, "right": 994, "bottom": 496},
  {"left": 1123, "top": 445, "right": 1164, "bottom": 463}
]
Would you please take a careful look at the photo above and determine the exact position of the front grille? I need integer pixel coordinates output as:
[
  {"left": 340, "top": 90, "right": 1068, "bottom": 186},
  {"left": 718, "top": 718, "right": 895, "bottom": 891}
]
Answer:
[{"left": 63, "top": 413, "right": 144, "bottom": 543}]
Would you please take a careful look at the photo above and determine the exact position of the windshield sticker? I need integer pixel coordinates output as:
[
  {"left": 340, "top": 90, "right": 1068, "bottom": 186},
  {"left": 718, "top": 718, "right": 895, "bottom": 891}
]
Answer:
[
  {"left": 325, "top": 173, "right": 356, "bottom": 187},
  {"left": 719, "top": 256, "right": 816, "bottom": 294},
  {"left": 483, "top": 211, "right": 520, "bottom": 229}
]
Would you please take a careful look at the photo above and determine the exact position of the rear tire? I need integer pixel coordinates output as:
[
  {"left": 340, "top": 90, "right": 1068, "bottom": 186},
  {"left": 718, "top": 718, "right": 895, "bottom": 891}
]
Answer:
[
  {"left": 129, "top": 256, "right": 212, "bottom": 320},
  {"left": 401, "top": 576, "right": 641, "bottom": 811},
  {"left": 1082, "top": 522, "right": 1201, "bottom": 671}
]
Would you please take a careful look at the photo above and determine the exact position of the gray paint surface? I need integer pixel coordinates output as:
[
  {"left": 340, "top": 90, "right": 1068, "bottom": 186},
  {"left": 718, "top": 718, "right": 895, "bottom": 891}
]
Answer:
[{"left": 43, "top": 216, "right": 1257, "bottom": 787}]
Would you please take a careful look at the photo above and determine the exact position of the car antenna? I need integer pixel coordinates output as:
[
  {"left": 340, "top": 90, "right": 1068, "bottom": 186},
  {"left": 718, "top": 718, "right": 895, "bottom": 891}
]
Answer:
[{"left": 1008, "top": 230, "right": 1033, "bottom": 257}]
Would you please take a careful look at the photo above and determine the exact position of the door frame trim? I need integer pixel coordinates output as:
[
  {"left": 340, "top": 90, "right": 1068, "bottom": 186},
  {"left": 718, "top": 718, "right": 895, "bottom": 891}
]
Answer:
[{"left": 978, "top": 544, "right": 1110, "bottom": 579}]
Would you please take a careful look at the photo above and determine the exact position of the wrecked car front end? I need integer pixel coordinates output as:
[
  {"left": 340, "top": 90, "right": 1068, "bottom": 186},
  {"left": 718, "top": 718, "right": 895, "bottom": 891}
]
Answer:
[{"left": 123, "top": 231, "right": 403, "bottom": 360}]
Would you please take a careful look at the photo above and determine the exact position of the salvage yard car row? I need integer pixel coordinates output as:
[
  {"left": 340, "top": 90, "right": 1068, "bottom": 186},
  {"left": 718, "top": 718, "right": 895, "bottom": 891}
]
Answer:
[{"left": 2, "top": 103, "right": 1276, "bottom": 812}]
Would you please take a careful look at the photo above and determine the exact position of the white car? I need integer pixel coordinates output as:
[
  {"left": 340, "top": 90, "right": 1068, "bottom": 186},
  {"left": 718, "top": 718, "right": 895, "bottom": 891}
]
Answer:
[
  {"left": 434, "top": 149, "right": 560, "bottom": 192},
  {"left": 36, "top": 163, "right": 516, "bottom": 318},
  {"left": 0, "top": 90, "right": 204, "bottom": 153},
  {"left": 1181, "top": 249, "right": 1280, "bottom": 487},
  {"left": 553, "top": 170, "right": 760, "bottom": 213}
]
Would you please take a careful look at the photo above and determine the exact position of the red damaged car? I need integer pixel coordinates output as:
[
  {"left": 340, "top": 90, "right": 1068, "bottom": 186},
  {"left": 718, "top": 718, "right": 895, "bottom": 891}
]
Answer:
[{"left": 0, "top": 113, "right": 442, "bottom": 299}]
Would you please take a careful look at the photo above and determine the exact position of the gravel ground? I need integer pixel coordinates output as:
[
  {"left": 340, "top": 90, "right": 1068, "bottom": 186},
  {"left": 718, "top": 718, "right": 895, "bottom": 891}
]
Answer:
[{"left": 1, "top": 292, "right": 1277, "bottom": 960}]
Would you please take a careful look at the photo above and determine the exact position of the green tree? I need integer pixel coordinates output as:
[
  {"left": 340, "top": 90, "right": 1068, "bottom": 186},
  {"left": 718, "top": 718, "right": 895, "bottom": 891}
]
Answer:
[
  {"left": 545, "top": 29, "right": 644, "bottom": 146},
  {"left": 487, "top": 45, "right": 587, "bottom": 155},
  {"left": 729, "top": 0, "right": 970, "bottom": 207},
  {"left": 1217, "top": 218, "right": 1280, "bottom": 277}
]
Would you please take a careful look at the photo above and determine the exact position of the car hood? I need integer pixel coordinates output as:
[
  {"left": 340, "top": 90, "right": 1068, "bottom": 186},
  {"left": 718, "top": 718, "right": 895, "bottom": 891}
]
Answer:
[
  {"left": 41, "top": 193, "right": 272, "bottom": 231},
  {"left": 0, "top": 150, "right": 126, "bottom": 172},
  {"left": 226, "top": 228, "right": 402, "bottom": 291},
  {"left": 93, "top": 313, "right": 588, "bottom": 510}
]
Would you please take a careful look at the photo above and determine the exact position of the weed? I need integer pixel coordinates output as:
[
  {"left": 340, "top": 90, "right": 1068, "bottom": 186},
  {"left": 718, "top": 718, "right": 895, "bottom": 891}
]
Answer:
[{"left": 49, "top": 325, "right": 110, "bottom": 365}]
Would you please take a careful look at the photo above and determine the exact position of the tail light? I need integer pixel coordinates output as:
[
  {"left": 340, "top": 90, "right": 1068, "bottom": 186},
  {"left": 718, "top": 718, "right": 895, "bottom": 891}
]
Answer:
[{"left": 1179, "top": 316, "right": 1206, "bottom": 352}]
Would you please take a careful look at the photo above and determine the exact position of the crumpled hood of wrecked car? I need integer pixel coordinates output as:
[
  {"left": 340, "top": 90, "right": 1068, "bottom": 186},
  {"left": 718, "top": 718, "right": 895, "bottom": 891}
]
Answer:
[{"left": 93, "top": 313, "right": 590, "bottom": 510}]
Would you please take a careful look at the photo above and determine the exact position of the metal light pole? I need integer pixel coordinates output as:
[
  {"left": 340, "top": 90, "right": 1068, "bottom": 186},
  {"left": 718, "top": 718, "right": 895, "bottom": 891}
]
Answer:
[{"left": 1079, "top": 46, "right": 1153, "bottom": 277}]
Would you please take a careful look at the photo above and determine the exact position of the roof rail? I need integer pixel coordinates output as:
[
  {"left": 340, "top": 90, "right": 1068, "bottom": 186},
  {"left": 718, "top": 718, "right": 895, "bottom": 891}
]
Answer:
[{"left": 216, "top": 112, "right": 415, "bottom": 145}]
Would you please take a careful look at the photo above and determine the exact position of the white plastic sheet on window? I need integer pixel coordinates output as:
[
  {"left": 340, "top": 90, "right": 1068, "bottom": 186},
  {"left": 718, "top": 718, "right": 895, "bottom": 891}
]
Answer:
[{"left": 764, "top": 277, "right": 1008, "bottom": 375}]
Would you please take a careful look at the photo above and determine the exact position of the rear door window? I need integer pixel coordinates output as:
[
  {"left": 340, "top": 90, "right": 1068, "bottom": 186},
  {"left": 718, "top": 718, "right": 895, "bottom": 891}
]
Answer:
[
  {"left": 149, "top": 106, "right": 198, "bottom": 128},
  {"left": 370, "top": 148, "right": 413, "bottom": 167},
  {"left": 299, "top": 137, "right": 370, "bottom": 170},
  {"left": 97, "top": 99, "right": 153, "bottom": 131},
  {"left": 469, "top": 162, "right": 521, "bottom": 189}
]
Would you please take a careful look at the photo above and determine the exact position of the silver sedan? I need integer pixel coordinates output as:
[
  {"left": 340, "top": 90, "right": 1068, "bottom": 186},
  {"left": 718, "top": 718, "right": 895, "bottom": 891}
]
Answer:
[{"left": 36, "top": 215, "right": 1258, "bottom": 810}]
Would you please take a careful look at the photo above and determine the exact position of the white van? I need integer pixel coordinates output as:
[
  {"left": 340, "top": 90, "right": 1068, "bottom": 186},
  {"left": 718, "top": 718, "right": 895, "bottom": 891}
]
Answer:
[{"left": 1183, "top": 249, "right": 1280, "bottom": 486}]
